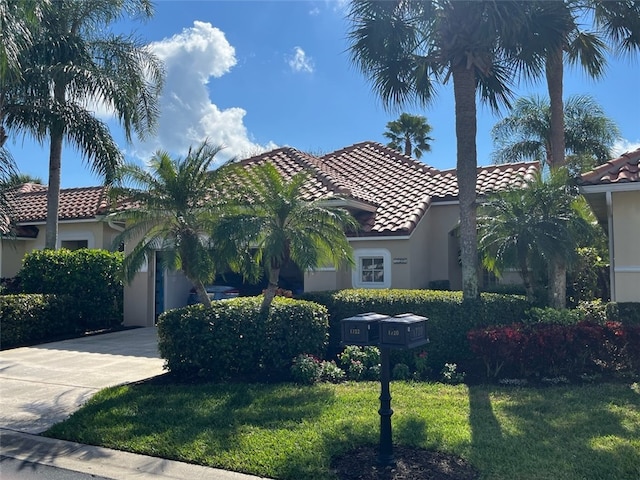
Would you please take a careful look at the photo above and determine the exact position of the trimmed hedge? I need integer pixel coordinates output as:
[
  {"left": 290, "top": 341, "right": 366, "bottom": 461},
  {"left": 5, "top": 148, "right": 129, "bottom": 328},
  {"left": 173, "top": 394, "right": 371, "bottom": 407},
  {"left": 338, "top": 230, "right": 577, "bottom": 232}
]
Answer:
[
  {"left": 157, "top": 297, "right": 329, "bottom": 381},
  {"left": 20, "top": 249, "right": 124, "bottom": 331},
  {"left": 0, "top": 294, "right": 75, "bottom": 348},
  {"left": 301, "top": 289, "right": 531, "bottom": 374}
]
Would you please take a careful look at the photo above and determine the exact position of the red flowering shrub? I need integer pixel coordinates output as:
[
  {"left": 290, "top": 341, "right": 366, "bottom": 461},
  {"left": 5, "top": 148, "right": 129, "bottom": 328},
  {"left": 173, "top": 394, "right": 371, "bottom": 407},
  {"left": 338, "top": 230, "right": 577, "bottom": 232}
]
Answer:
[{"left": 468, "top": 321, "right": 640, "bottom": 380}]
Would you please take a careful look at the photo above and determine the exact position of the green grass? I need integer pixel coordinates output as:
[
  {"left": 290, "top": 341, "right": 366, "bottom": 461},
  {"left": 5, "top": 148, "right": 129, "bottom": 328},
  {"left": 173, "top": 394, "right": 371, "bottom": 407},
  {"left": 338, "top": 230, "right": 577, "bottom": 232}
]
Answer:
[{"left": 45, "top": 381, "right": 640, "bottom": 480}]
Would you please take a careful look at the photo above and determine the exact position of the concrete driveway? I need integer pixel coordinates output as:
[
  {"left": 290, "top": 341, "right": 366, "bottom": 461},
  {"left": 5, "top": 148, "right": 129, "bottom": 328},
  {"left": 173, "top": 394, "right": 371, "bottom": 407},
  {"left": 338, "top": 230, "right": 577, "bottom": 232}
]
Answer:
[{"left": 0, "top": 328, "right": 165, "bottom": 434}]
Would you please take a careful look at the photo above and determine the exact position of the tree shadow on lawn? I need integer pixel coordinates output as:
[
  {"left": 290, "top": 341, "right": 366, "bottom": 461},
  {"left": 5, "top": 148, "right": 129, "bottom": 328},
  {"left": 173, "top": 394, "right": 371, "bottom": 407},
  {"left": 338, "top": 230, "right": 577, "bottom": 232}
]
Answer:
[
  {"left": 467, "top": 384, "right": 640, "bottom": 480},
  {"left": 45, "top": 380, "right": 337, "bottom": 470}
]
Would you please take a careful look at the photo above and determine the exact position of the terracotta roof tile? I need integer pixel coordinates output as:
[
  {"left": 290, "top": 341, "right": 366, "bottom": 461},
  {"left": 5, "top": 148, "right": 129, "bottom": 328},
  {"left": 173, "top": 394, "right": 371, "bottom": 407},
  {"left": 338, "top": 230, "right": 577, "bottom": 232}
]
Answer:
[
  {"left": 580, "top": 148, "right": 640, "bottom": 185},
  {"left": 8, "top": 185, "right": 109, "bottom": 223}
]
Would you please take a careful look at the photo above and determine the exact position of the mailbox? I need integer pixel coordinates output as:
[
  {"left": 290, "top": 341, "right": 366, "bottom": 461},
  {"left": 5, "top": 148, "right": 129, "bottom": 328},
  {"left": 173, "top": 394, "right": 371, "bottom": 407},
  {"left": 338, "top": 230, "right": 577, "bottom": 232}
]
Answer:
[
  {"left": 341, "top": 312, "right": 389, "bottom": 346},
  {"left": 379, "top": 313, "right": 428, "bottom": 349}
]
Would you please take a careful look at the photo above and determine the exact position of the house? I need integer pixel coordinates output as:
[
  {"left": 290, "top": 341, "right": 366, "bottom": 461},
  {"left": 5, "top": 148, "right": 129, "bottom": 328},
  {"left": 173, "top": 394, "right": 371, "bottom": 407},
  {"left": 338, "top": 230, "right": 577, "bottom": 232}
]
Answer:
[
  {"left": 579, "top": 147, "right": 640, "bottom": 303},
  {"left": 124, "top": 141, "right": 538, "bottom": 326},
  {"left": 0, "top": 183, "right": 123, "bottom": 278},
  {"left": 2, "top": 142, "right": 538, "bottom": 326}
]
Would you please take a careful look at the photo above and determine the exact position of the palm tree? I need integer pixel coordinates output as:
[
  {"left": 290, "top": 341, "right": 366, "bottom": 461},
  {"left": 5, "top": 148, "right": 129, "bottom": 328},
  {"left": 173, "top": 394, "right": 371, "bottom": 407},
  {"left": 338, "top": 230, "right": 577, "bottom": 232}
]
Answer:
[
  {"left": 531, "top": 1, "right": 640, "bottom": 170},
  {"left": 214, "top": 162, "right": 356, "bottom": 312},
  {"left": 492, "top": 94, "right": 620, "bottom": 174},
  {"left": 1, "top": 0, "right": 163, "bottom": 249},
  {"left": 108, "top": 141, "right": 228, "bottom": 308},
  {"left": 383, "top": 113, "right": 434, "bottom": 159},
  {"left": 479, "top": 169, "right": 594, "bottom": 308},
  {"left": 347, "top": 0, "right": 551, "bottom": 300}
]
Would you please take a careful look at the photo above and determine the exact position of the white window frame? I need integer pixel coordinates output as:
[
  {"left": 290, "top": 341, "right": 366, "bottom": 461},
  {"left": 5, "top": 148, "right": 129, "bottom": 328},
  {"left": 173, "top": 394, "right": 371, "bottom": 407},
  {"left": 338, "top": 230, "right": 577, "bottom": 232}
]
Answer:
[
  {"left": 57, "top": 231, "right": 95, "bottom": 250},
  {"left": 352, "top": 248, "right": 391, "bottom": 289}
]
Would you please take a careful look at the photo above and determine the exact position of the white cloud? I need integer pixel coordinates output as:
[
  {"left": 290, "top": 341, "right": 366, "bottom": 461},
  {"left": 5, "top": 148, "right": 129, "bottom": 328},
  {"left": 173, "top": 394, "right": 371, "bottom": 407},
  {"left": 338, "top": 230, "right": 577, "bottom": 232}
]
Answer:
[
  {"left": 130, "top": 21, "right": 275, "bottom": 164},
  {"left": 287, "top": 46, "right": 314, "bottom": 74},
  {"left": 309, "top": 7, "right": 320, "bottom": 15},
  {"left": 612, "top": 139, "right": 640, "bottom": 156}
]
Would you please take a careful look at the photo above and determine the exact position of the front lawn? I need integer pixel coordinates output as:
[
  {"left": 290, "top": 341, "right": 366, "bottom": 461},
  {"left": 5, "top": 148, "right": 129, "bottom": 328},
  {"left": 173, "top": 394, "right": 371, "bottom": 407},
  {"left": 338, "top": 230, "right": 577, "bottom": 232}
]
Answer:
[{"left": 45, "top": 381, "right": 640, "bottom": 480}]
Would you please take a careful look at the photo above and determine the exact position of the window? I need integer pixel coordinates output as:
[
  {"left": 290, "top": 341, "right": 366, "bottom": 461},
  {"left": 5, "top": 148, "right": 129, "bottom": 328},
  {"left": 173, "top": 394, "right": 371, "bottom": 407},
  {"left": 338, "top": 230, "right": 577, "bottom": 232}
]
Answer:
[
  {"left": 361, "top": 257, "right": 385, "bottom": 284},
  {"left": 61, "top": 240, "right": 88, "bottom": 250},
  {"left": 352, "top": 248, "right": 391, "bottom": 289}
]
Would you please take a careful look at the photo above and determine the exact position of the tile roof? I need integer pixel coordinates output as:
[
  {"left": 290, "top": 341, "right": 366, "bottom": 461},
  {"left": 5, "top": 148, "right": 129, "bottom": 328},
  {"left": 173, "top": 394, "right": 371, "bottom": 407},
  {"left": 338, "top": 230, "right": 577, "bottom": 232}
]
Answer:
[
  {"left": 4, "top": 142, "right": 539, "bottom": 238},
  {"left": 7, "top": 184, "right": 109, "bottom": 224},
  {"left": 580, "top": 148, "right": 640, "bottom": 186},
  {"left": 239, "top": 141, "right": 538, "bottom": 237}
]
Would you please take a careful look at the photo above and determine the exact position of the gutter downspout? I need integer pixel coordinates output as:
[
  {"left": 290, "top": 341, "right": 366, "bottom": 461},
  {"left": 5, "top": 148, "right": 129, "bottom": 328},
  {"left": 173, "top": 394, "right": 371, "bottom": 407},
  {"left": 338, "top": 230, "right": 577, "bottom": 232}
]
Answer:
[{"left": 606, "top": 191, "right": 616, "bottom": 302}]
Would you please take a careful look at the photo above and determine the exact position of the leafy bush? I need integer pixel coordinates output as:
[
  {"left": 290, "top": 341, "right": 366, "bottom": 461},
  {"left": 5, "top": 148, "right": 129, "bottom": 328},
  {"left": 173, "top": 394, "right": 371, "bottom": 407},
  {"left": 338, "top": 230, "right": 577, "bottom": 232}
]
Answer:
[
  {"left": 302, "top": 289, "right": 531, "bottom": 375},
  {"left": 392, "top": 363, "right": 411, "bottom": 380},
  {"left": 158, "top": 297, "right": 329, "bottom": 381},
  {"left": 607, "top": 302, "right": 640, "bottom": 325},
  {"left": 0, "top": 294, "right": 75, "bottom": 348},
  {"left": 524, "top": 307, "right": 582, "bottom": 325},
  {"left": 338, "top": 345, "right": 380, "bottom": 381},
  {"left": 290, "top": 354, "right": 322, "bottom": 384},
  {"left": 20, "top": 249, "right": 123, "bottom": 331},
  {"left": 468, "top": 321, "right": 640, "bottom": 379}
]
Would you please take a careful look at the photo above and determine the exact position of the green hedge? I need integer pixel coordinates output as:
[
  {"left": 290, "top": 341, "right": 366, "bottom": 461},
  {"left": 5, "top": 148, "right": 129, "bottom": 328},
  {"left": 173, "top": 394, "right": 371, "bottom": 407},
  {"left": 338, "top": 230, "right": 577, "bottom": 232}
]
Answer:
[
  {"left": 20, "top": 249, "right": 123, "bottom": 331},
  {"left": 157, "top": 297, "right": 329, "bottom": 381},
  {"left": 301, "top": 289, "right": 531, "bottom": 374},
  {"left": 0, "top": 294, "right": 76, "bottom": 348}
]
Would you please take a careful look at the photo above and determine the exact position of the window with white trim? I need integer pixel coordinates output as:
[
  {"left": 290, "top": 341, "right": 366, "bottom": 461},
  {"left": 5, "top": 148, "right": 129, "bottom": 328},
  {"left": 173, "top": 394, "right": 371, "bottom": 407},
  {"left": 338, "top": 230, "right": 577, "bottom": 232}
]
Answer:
[{"left": 352, "top": 248, "right": 391, "bottom": 289}]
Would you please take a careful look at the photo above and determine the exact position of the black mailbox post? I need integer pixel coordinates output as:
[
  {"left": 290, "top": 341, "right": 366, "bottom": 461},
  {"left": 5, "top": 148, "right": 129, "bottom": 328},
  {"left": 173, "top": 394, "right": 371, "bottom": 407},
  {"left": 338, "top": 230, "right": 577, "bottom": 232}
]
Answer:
[{"left": 340, "top": 311, "right": 428, "bottom": 468}]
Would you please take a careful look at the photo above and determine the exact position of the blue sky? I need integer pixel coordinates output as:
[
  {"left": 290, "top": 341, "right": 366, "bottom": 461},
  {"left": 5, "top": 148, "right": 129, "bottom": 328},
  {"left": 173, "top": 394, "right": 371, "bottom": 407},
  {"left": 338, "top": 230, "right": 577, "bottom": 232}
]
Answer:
[{"left": 8, "top": 0, "right": 640, "bottom": 188}]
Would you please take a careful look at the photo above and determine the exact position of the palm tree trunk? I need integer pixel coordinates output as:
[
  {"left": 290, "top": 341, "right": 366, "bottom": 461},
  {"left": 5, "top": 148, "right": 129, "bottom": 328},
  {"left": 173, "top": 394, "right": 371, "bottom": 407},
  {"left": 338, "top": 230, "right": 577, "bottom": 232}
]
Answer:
[
  {"left": 517, "top": 248, "right": 535, "bottom": 303},
  {"left": 404, "top": 137, "right": 412, "bottom": 157},
  {"left": 45, "top": 80, "right": 67, "bottom": 250},
  {"left": 194, "top": 280, "right": 212, "bottom": 308},
  {"left": 546, "top": 47, "right": 565, "bottom": 170},
  {"left": 45, "top": 127, "right": 63, "bottom": 249},
  {"left": 548, "top": 257, "right": 566, "bottom": 309},
  {"left": 452, "top": 64, "right": 479, "bottom": 301},
  {"left": 260, "top": 267, "right": 280, "bottom": 313}
]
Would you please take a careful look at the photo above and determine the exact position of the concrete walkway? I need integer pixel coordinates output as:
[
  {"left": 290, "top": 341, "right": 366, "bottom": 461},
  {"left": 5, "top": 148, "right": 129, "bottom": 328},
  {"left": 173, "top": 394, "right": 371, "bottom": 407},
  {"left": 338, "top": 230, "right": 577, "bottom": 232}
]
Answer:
[{"left": 0, "top": 328, "right": 269, "bottom": 479}]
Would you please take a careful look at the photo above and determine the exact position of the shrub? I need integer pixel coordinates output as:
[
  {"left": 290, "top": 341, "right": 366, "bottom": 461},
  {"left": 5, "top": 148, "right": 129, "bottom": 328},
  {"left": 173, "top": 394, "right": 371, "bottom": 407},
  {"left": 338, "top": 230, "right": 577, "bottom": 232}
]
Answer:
[
  {"left": 291, "top": 354, "right": 322, "bottom": 384},
  {"left": 467, "top": 321, "right": 640, "bottom": 380},
  {"left": 607, "top": 302, "right": 640, "bottom": 325},
  {"left": 158, "top": 297, "right": 329, "bottom": 382},
  {"left": 524, "top": 307, "right": 582, "bottom": 326},
  {"left": 0, "top": 294, "right": 74, "bottom": 348},
  {"left": 302, "top": 289, "right": 531, "bottom": 376},
  {"left": 338, "top": 345, "right": 380, "bottom": 381},
  {"left": 440, "top": 363, "right": 466, "bottom": 384},
  {"left": 392, "top": 363, "right": 411, "bottom": 380},
  {"left": 20, "top": 249, "right": 123, "bottom": 331}
]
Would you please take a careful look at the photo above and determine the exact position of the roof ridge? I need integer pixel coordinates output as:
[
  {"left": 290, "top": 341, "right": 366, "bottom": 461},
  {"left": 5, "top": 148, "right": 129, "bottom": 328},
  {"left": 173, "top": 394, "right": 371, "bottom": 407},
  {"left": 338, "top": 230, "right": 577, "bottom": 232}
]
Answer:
[{"left": 324, "top": 141, "right": 440, "bottom": 175}]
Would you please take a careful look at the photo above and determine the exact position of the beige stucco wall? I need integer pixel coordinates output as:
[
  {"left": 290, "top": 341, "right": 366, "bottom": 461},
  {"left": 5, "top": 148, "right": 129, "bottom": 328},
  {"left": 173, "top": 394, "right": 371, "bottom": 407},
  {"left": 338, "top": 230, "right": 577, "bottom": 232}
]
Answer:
[
  {"left": 0, "top": 239, "right": 31, "bottom": 278},
  {"left": 0, "top": 221, "right": 121, "bottom": 278},
  {"left": 612, "top": 190, "right": 640, "bottom": 302},
  {"left": 425, "top": 204, "right": 460, "bottom": 286}
]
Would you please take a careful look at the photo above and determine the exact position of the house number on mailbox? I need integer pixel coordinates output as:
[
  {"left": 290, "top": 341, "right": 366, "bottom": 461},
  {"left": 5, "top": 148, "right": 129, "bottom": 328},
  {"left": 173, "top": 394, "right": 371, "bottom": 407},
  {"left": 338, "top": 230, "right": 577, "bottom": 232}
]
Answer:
[
  {"left": 388, "top": 330, "right": 400, "bottom": 336},
  {"left": 350, "top": 328, "right": 360, "bottom": 335}
]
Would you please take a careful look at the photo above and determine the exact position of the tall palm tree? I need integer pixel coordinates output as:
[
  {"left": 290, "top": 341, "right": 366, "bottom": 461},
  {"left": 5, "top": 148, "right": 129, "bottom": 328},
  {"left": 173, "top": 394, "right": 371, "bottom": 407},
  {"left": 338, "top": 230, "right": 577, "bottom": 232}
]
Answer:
[
  {"left": 1, "top": 0, "right": 163, "bottom": 249},
  {"left": 347, "top": 0, "right": 551, "bottom": 300},
  {"left": 492, "top": 94, "right": 620, "bottom": 174},
  {"left": 479, "top": 169, "right": 594, "bottom": 308},
  {"left": 214, "top": 162, "right": 356, "bottom": 312},
  {"left": 383, "top": 112, "right": 434, "bottom": 159},
  {"left": 108, "top": 141, "right": 228, "bottom": 308},
  {"left": 531, "top": 1, "right": 640, "bottom": 170}
]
